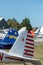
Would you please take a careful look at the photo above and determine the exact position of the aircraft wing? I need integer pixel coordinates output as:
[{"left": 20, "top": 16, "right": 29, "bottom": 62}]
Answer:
[
  {"left": 6, "top": 53, "right": 41, "bottom": 65},
  {"left": 22, "top": 57, "right": 41, "bottom": 65}
]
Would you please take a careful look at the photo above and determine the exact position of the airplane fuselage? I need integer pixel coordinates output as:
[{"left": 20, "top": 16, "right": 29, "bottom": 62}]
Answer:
[{"left": 0, "top": 50, "right": 24, "bottom": 63}]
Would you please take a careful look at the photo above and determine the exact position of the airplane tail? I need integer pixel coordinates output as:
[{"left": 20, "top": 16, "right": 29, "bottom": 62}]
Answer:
[
  {"left": 10, "top": 27, "right": 34, "bottom": 58},
  {"left": 2, "top": 29, "right": 19, "bottom": 48}
]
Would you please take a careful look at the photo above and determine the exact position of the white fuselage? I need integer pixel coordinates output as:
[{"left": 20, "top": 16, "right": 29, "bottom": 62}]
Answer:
[{"left": 0, "top": 50, "right": 24, "bottom": 63}]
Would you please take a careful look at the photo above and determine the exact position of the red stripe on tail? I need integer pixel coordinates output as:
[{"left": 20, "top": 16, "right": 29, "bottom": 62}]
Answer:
[
  {"left": 24, "top": 53, "right": 33, "bottom": 56},
  {"left": 25, "top": 46, "right": 34, "bottom": 49},
  {"left": 26, "top": 38, "right": 34, "bottom": 42},
  {"left": 24, "top": 49, "right": 34, "bottom": 53},
  {"left": 26, "top": 42, "right": 34, "bottom": 46},
  {"left": 27, "top": 35, "right": 33, "bottom": 38}
]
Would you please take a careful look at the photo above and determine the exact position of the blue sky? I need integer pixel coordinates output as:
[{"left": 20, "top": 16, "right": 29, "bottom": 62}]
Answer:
[{"left": 0, "top": 0, "right": 43, "bottom": 27}]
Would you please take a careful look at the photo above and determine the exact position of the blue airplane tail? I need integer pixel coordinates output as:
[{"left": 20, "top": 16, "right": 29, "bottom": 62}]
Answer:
[
  {"left": 0, "top": 28, "right": 19, "bottom": 49},
  {"left": 4, "top": 28, "right": 19, "bottom": 43}
]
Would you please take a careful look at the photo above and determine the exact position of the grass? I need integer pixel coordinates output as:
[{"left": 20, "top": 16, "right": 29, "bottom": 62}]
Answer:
[
  {"left": 34, "top": 44, "right": 43, "bottom": 65},
  {"left": 0, "top": 44, "right": 43, "bottom": 65}
]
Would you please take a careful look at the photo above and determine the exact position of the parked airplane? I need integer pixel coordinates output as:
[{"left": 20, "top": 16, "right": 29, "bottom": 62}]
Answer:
[
  {"left": 34, "top": 27, "right": 43, "bottom": 43},
  {"left": 0, "top": 27, "right": 40, "bottom": 65},
  {"left": 34, "top": 27, "right": 43, "bottom": 38},
  {"left": 0, "top": 28, "right": 19, "bottom": 49}
]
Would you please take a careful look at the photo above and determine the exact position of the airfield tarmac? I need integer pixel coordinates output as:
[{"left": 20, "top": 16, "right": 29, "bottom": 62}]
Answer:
[
  {"left": 0, "top": 43, "right": 43, "bottom": 65},
  {"left": 34, "top": 37, "right": 43, "bottom": 44}
]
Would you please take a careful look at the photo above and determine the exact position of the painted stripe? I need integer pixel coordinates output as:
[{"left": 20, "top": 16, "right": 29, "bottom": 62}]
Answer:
[
  {"left": 9, "top": 35, "right": 17, "bottom": 39},
  {"left": 5, "top": 56, "right": 23, "bottom": 61},
  {"left": 26, "top": 42, "right": 34, "bottom": 46},
  {"left": 5, "top": 56, "right": 33, "bottom": 62},
  {"left": 28, "top": 31, "right": 32, "bottom": 34},
  {"left": 24, "top": 53, "right": 33, "bottom": 56},
  {"left": 24, "top": 49, "right": 34, "bottom": 53},
  {"left": 25, "top": 46, "right": 34, "bottom": 49},
  {"left": 26, "top": 38, "right": 34, "bottom": 42},
  {"left": 27, "top": 35, "right": 33, "bottom": 38}
]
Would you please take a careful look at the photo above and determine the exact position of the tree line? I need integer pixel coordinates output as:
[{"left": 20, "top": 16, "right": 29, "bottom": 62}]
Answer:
[{"left": 7, "top": 18, "right": 33, "bottom": 31}]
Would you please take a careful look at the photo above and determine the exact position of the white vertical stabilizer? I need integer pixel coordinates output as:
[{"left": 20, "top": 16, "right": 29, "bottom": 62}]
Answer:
[{"left": 10, "top": 27, "right": 34, "bottom": 58}]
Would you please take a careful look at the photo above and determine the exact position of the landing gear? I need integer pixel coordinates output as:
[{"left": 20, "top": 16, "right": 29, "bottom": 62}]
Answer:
[{"left": 23, "top": 61, "right": 27, "bottom": 65}]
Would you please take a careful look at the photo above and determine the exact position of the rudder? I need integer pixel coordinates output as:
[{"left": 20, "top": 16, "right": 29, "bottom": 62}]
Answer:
[{"left": 10, "top": 27, "right": 34, "bottom": 58}]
